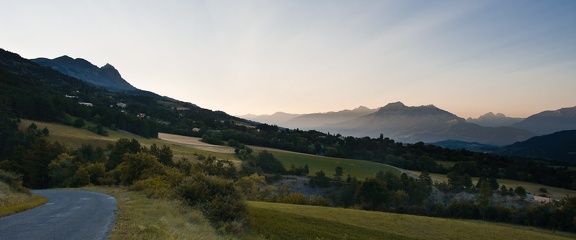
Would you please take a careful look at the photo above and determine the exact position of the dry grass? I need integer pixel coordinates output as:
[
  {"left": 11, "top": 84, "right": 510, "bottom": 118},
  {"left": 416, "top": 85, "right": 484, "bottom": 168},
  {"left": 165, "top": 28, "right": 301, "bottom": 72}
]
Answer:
[
  {"left": 0, "top": 181, "right": 48, "bottom": 217},
  {"left": 85, "top": 186, "right": 227, "bottom": 240}
]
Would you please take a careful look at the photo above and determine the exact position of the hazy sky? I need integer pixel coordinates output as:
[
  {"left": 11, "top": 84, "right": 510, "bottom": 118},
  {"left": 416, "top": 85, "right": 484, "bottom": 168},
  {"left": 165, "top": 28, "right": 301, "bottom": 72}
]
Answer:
[{"left": 2, "top": 0, "right": 575, "bottom": 118}]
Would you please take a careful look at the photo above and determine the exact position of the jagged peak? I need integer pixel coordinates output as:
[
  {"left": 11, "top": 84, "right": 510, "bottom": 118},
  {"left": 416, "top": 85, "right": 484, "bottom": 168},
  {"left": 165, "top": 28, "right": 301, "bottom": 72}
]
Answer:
[
  {"left": 54, "top": 55, "right": 73, "bottom": 60},
  {"left": 383, "top": 101, "right": 406, "bottom": 108},
  {"left": 101, "top": 63, "right": 115, "bottom": 69},
  {"left": 375, "top": 102, "right": 456, "bottom": 118},
  {"left": 353, "top": 105, "right": 371, "bottom": 111}
]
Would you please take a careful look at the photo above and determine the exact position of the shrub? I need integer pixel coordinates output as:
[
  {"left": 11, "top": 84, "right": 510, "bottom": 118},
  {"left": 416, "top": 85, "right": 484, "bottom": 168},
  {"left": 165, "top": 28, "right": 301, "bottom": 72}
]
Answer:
[
  {"left": 117, "top": 152, "right": 163, "bottom": 185},
  {"left": 277, "top": 193, "right": 308, "bottom": 205},
  {"left": 309, "top": 195, "right": 330, "bottom": 206},
  {"left": 69, "top": 167, "right": 90, "bottom": 187},
  {"left": 0, "top": 169, "right": 29, "bottom": 194},
  {"left": 178, "top": 174, "right": 249, "bottom": 232},
  {"left": 132, "top": 176, "right": 175, "bottom": 199}
]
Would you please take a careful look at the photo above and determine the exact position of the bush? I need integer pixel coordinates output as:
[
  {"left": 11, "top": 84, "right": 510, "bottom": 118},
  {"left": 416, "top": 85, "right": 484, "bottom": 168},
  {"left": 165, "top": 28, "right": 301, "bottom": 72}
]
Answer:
[
  {"left": 0, "top": 169, "right": 29, "bottom": 194},
  {"left": 277, "top": 193, "right": 308, "bottom": 205},
  {"left": 132, "top": 176, "right": 175, "bottom": 199},
  {"left": 309, "top": 195, "right": 330, "bottom": 206},
  {"left": 118, "top": 152, "right": 164, "bottom": 185},
  {"left": 178, "top": 174, "right": 249, "bottom": 232}
]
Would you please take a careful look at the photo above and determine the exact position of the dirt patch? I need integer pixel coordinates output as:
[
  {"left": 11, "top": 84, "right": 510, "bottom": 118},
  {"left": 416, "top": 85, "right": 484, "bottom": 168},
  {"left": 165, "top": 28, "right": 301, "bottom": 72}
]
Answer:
[{"left": 158, "top": 133, "right": 235, "bottom": 154}]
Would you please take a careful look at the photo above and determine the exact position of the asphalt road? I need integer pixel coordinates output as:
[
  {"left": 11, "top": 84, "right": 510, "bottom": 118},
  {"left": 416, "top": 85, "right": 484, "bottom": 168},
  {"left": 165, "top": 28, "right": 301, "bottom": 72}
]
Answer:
[{"left": 0, "top": 189, "right": 117, "bottom": 240}]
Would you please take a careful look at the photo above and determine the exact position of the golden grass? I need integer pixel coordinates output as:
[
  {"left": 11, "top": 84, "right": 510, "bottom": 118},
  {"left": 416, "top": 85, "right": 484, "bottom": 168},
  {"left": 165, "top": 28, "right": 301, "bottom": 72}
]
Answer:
[
  {"left": 85, "top": 186, "right": 226, "bottom": 240},
  {"left": 247, "top": 201, "right": 576, "bottom": 240},
  {"left": 0, "top": 181, "right": 48, "bottom": 217}
]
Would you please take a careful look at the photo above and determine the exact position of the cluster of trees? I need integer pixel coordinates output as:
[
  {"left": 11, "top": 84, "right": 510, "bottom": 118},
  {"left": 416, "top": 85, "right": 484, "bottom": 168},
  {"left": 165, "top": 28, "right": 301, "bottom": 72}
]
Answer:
[{"left": 302, "top": 167, "right": 576, "bottom": 233}]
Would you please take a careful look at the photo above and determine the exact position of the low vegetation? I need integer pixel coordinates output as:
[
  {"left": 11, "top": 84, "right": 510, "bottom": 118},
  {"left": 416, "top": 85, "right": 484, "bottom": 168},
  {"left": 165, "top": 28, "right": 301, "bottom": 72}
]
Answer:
[
  {"left": 0, "top": 170, "right": 47, "bottom": 217},
  {"left": 86, "top": 186, "right": 224, "bottom": 240}
]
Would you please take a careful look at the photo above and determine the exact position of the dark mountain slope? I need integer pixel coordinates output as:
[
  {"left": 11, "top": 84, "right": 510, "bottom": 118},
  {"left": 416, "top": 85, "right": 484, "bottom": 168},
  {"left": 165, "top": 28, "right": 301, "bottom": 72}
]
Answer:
[
  {"left": 429, "top": 140, "right": 500, "bottom": 152},
  {"left": 496, "top": 130, "right": 576, "bottom": 163},
  {"left": 32, "top": 56, "right": 137, "bottom": 91}
]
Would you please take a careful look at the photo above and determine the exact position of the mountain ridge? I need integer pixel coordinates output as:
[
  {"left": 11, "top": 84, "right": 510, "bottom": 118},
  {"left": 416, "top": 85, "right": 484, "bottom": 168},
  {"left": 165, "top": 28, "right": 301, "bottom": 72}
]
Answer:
[
  {"left": 466, "top": 112, "right": 524, "bottom": 127},
  {"left": 32, "top": 55, "right": 137, "bottom": 91},
  {"left": 511, "top": 106, "right": 576, "bottom": 134}
]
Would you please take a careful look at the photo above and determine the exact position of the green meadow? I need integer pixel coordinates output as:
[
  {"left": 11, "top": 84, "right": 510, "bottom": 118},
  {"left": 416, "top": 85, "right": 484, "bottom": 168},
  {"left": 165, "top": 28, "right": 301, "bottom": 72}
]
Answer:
[
  {"left": 261, "top": 149, "right": 401, "bottom": 179},
  {"left": 246, "top": 201, "right": 576, "bottom": 240}
]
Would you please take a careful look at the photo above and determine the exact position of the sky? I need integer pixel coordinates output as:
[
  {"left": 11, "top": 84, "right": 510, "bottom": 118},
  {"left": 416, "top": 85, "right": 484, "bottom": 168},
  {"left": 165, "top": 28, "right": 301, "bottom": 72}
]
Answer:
[{"left": 2, "top": 0, "right": 575, "bottom": 118}]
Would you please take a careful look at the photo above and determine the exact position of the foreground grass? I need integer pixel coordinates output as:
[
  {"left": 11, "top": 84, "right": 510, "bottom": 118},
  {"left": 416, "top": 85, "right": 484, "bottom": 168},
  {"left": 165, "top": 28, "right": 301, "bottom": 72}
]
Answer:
[
  {"left": 0, "top": 181, "right": 48, "bottom": 217},
  {"left": 85, "top": 186, "right": 225, "bottom": 240},
  {"left": 0, "top": 193, "right": 48, "bottom": 217},
  {"left": 247, "top": 201, "right": 576, "bottom": 240}
]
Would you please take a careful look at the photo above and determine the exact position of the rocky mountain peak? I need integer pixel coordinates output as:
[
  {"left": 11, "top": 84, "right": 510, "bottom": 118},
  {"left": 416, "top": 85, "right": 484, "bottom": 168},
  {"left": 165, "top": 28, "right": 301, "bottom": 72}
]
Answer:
[{"left": 31, "top": 56, "right": 136, "bottom": 91}]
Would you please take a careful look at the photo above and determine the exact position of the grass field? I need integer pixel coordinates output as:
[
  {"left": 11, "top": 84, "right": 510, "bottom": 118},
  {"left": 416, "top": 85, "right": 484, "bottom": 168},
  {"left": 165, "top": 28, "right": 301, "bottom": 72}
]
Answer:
[
  {"left": 247, "top": 201, "right": 576, "bottom": 240},
  {"left": 261, "top": 149, "right": 401, "bottom": 179}
]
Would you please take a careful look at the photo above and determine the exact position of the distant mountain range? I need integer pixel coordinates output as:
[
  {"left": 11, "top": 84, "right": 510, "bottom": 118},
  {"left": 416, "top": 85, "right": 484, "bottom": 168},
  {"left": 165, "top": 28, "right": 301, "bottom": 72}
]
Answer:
[
  {"left": 239, "top": 106, "right": 377, "bottom": 129},
  {"left": 32, "top": 56, "right": 137, "bottom": 91},
  {"left": 240, "top": 112, "right": 303, "bottom": 126},
  {"left": 466, "top": 112, "right": 524, "bottom": 127},
  {"left": 243, "top": 102, "right": 536, "bottom": 146},
  {"left": 283, "top": 106, "right": 376, "bottom": 130}
]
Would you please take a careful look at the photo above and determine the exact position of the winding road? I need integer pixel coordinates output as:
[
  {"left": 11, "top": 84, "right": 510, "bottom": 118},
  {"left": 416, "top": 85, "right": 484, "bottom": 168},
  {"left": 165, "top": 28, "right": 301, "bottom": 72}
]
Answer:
[{"left": 0, "top": 190, "right": 116, "bottom": 240}]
